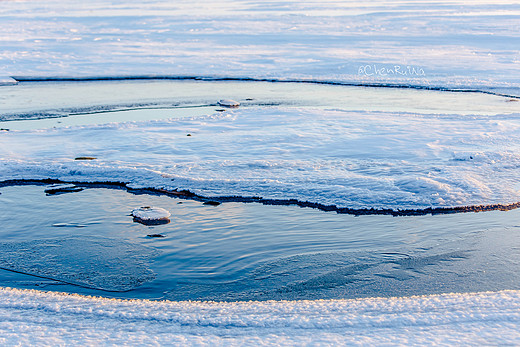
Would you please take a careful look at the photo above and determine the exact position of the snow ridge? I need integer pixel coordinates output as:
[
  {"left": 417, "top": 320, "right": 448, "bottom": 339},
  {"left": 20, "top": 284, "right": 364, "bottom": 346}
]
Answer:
[{"left": 0, "top": 287, "right": 519, "bottom": 345}]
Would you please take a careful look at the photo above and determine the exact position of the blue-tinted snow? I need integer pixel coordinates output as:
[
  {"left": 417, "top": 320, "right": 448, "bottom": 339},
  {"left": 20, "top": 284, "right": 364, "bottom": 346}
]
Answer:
[{"left": 1, "top": 0, "right": 519, "bottom": 93}]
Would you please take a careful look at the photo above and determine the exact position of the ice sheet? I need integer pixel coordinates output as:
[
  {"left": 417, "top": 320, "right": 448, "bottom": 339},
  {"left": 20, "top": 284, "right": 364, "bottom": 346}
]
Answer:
[
  {"left": 2, "top": 107, "right": 520, "bottom": 210},
  {"left": 0, "top": 77, "right": 17, "bottom": 86}
]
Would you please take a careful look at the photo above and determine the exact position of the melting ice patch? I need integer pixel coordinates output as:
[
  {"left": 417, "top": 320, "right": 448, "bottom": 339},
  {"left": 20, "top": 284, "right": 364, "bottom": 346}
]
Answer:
[
  {"left": 0, "top": 237, "right": 158, "bottom": 291},
  {"left": 1, "top": 107, "right": 520, "bottom": 209}
]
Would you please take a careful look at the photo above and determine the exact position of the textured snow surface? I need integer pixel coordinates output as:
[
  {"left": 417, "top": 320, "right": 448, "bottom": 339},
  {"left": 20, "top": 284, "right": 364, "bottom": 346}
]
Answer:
[
  {"left": 2, "top": 107, "right": 520, "bottom": 210},
  {"left": 1, "top": 0, "right": 520, "bottom": 92},
  {"left": 0, "top": 287, "right": 519, "bottom": 346}
]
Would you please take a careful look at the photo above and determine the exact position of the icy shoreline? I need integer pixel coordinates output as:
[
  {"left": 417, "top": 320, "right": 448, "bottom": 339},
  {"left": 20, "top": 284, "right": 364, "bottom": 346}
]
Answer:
[{"left": 0, "top": 287, "right": 518, "bottom": 345}]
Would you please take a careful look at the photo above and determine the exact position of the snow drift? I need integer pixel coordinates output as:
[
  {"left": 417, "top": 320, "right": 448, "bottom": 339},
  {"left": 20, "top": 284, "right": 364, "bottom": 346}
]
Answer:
[{"left": 0, "top": 287, "right": 518, "bottom": 345}]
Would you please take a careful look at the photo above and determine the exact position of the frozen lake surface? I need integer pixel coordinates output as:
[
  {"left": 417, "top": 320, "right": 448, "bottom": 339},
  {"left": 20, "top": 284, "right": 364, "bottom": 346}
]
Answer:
[
  {"left": 2, "top": 79, "right": 518, "bottom": 130},
  {"left": 2, "top": 0, "right": 520, "bottom": 344}
]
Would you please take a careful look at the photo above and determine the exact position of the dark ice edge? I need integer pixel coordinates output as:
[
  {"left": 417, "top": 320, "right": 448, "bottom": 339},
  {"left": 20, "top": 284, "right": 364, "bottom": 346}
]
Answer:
[
  {"left": 2, "top": 179, "right": 519, "bottom": 217},
  {"left": 10, "top": 75, "right": 520, "bottom": 99}
]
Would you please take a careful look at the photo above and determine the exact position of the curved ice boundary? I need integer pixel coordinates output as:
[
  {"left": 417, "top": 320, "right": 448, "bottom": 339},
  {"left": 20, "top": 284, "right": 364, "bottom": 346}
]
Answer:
[
  {"left": 0, "top": 287, "right": 519, "bottom": 345},
  {"left": 10, "top": 75, "right": 520, "bottom": 99},
  {"left": 1, "top": 107, "right": 520, "bottom": 212}
]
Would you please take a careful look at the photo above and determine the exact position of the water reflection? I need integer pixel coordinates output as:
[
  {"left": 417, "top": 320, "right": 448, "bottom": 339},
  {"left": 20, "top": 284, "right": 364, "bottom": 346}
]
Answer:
[{"left": 0, "top": 184, "right": 520, "bottom": 301}]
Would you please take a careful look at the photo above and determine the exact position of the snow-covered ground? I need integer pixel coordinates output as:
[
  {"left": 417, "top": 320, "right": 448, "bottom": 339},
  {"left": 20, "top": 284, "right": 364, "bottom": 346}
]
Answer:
[
  {"left": 1, "top": 0, "right": 520, "bottom": 93},
  {"left": 0, "top": 287, "right": 519, "bottom": 345}
]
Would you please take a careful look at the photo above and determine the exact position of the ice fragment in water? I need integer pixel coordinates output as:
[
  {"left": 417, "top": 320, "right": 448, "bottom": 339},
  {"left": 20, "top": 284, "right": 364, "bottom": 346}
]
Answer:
[
  {"left": 203, "top": 200, "right": 221, "bottom": 206},
  {"left": 218, "top": 99, "right": 240, "bottom": 108},
  {"left": 131, "top": 206, "right": 171, "bottom": 225},
  {"left": 45, "top": 184, "right": 83, "bottom": 195}
]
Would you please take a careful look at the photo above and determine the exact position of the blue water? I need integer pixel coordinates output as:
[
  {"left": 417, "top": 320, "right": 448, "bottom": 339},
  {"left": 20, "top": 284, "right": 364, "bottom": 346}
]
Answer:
[{"left": 1, "top": 184, "right": 520, "bottom": 301}]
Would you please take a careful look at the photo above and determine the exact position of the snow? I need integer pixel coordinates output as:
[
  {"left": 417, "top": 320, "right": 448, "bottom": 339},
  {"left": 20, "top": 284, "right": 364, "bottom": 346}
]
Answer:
[
  {"left": 1, "top": 107, "right": 520, "bottom": 210},
  {"left": 0, "top": 287, "right": 518, "bottom": 345},
  {"left": 1, "top": 0, "right": 519, "bottom": 93}
]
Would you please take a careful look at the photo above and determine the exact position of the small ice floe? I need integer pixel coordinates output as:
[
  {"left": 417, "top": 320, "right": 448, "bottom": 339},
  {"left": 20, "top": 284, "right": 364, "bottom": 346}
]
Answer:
[
  {"left": 218, "top": 99, "right": 240, "bottom": 108},
  {"left": 131, "top": 206, "right": 171, "bottom": 225},
  {"left": 45, "top": 184, "right": 84, "bottom": 195}
]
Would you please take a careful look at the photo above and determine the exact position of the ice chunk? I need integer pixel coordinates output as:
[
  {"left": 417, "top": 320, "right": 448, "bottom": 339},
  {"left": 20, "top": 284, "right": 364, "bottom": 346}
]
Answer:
[
  {"left": 44, "top": 184, "right": 83, "bottom": 195},
  {"left": 218, "top": 99, "right": 240, "bottom": 108},
  {"left": 131, "top": 206, "right": 171, "bottom": 225},
  {"left": 0, "top": 237, "right": 158, "bottom": 291}
]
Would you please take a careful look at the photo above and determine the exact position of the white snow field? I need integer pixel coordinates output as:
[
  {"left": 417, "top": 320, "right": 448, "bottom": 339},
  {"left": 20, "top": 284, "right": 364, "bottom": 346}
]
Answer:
[
  {"left": 0, "top": 287, "right": 519, "bottom": 346},
  {"left": 1, "top": 0, "right": 520, "bottom": 94}
]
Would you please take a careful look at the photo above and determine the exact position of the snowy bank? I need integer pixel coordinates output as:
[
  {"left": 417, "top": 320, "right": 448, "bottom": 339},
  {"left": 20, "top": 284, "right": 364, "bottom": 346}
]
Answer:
[{"left": 0, "top": 287, "right": 518, "bottom": 345}]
